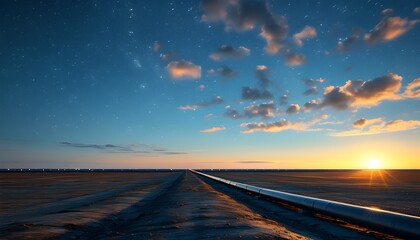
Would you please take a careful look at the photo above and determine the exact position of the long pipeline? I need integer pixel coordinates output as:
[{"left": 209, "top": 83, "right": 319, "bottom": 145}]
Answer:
[{"left": 190, "top": 169, "right": 420, "bottom": 238}]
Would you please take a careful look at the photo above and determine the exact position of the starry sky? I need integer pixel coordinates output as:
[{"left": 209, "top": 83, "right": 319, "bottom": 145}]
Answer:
[{"left": 1, "top": 0, "right": 419, "bottom": 169}]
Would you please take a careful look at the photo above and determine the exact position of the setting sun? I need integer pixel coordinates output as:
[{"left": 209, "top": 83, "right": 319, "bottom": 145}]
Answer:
[{"left": 367, "top": 159, "right": 382, "bottom": 169}]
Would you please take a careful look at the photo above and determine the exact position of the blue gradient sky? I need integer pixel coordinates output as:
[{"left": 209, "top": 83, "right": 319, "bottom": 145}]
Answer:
[{"left": 1, "top": 0, "right": 419, "bottom": 169}]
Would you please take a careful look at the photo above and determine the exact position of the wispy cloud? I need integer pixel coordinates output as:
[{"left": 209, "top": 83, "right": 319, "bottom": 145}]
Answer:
[
  {"left": 60, "top": 142, "right": 187, "bottom": 155},
  {"left": 240, "top": 114, "right": 328, "bottom": 133},
  {"left": 200, "top": 126, "right": 226, "bottom": 133},
  {"left": 403, "top": 78, "right": 420, "bottom": 99},
  {"left": 364, "top": 9, "right": 419, "bottom": 44},
  {"left": 331, "top": 119, "right": 420, "bottom": 137},
  {"left": 209, "top": 45, "right": 250, "bottom": 61},
  {"left": 178, "top": 96, "right": 225, "bottom": 111},
  {"left": 293, "top": 25, "right": 317, "bottom": 47}
]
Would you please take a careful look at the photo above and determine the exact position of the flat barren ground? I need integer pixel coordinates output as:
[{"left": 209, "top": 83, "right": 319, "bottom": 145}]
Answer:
[
  {"left": 0, "top": 170, "right": 408, "bottom": 239},
  {"left": 209, "top": 170, "right": 420, "bottom": 217}
]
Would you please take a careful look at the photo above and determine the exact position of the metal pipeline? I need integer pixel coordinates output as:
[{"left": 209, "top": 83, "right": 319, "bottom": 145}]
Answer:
[{"left": 190, "top": 169, "right": 420, "bottom": 238}]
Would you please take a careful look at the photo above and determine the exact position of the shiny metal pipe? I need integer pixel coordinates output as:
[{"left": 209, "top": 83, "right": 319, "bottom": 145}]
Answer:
[{"left": 190, "top": 169, "right": 420, "bottom": 238}]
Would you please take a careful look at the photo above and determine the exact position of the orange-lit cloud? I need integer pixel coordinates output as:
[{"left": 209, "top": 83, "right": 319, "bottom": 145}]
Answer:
[
  {"left": 332, "top": 119, "right": 420, "bottom": 136},
  {"left": 286, "top": 104, "right": 300, "bottom": 114},
  {"left": 403, "top": 78, "right": 420, "bottom": 99},
  {"left": 293, "top": 25, "right": 317, "bottom": 47},
  {"left": 353, "top": 118, "right": 382, "bottom": 128},
  {"left": 285, "top": 53, "right": 306, "bottom": 66},
  {"left": 320, "top": 73, "right": 402, "bottom": 109},
  {"left": 364, "top": 9, "right": 419, "bottom": 44},
  {"left": 166, "top": 60, "right": 202, "bottom": 79},
  {"left": 240, "top": 114, "right": 328, "bottom": 133},
  {"left": 260, "top": 18, "right": 288, "bottom": 54},
  {"left": 200, "top": 126, "right": 226, "bottom": 133}
]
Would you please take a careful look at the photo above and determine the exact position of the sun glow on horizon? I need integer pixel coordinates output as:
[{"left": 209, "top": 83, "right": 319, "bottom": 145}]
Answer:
[{"left": 367, "top": 158, "right": 382, "bottom": 170}]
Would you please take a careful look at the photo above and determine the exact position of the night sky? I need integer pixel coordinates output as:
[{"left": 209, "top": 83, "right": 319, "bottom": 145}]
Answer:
[{"left": 1, "top": 0, "right": 419, "bottom": 169}]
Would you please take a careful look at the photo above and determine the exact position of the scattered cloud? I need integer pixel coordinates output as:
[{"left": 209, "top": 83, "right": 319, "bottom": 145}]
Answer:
[
  {"left": 178, "top": 96, "right": 225, "bottom": 111},
  {"left": 200, "top": 126, "right": 226, "bottom": 133},
  {"left": 303, "top": 100, "right": 321, "bottom": 112},
  {"left": 415, "top": 7, "right": 420, "bottom": 14},
  {"left": 224, "top": 102, "right": 277, "bottom": 119},
  {"left": 256, "top": 65, "right": 270, "bottom": 88},
  {"left": 353, "top": 118, "right": 382, "bottom": 128},
  {"left": 332, "top": 119, "right": 420, "bottom": 136},
  {"left": 209, "top": 45, "right": 250, "bottom": 60},
  {"left": 243, "top": 103, "right": 277, "bottom": 118},
  {"left": 286, "top": 104, "right": 300, "bottom": 114},
  {"left": 240, "top": 114, "right": 328, "bottom": 133},
  {"left": 285, "top": 53, "right": 306, "bottom": 66},
  {"left": 337, "top": 28, "right": 361, "bottom": 52},
  {"left": 403, "top": 78, "right": 420, "bottom": 99},
  {"left": 293, "top": 25, "right": 317, "bottom": 47},
  {"left": 208, "top": 66, "right": 238, "bottom": 79},
  {"left": 364, "top": 9, "right": 419, "bottom": 44},
  {"left": 320, "top": 73, "right": 402, "bottom": 109},
  {"left": 241, "top": 86, "right": 273, "bottom": 100},
  {"left": 166, "top": 60, "right": 202, "bottom": 79},
  {"left": 303, "top": 87, "right": 318, "bottom": 96},
  {"left": 200, "top": 0, "right": 288, "bottom": 54}
]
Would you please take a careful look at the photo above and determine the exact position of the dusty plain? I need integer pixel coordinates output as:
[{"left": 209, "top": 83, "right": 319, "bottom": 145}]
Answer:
[{"left": 0, "top": 170, "right": 415, "bottom": 239}]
